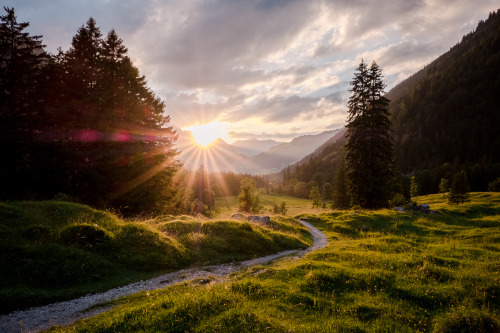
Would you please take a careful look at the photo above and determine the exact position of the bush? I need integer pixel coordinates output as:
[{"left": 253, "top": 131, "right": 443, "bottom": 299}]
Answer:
[
  {"left": 389, "top": 193, "right": 406, "bottom": 207},
  {"left": 238, "top": 178, "right": 261, "bottom": 213}
]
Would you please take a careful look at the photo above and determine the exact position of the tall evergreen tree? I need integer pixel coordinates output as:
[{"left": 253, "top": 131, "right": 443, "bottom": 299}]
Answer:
[
  {"left": 345, "top": 60, "right": 394, "bottom": 209},
  {"left": 410, "top": 176, "right": 419, "bottom": 199},
  {"left": 310, "top": 186, "right": 322, "bottom": 209},
  {"left": 332, "top": 158, "right": 350, "bottom": 209},
  {"left": 0, "top": 7, "right": 49, "bottom": 199},
  {"left": 448, "top": 170, "right": 470, "bottom": 204}
]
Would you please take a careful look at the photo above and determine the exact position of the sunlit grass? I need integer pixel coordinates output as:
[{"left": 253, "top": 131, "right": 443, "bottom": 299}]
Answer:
[
  {"left": 49, "top": 192, "right": 500, "bottom": 332},
  {"left": 215, "top": 192, "right": 327, "bottom": 217},
  {"left": 0, "top": 202, "right": 311, "bottom": 314}
]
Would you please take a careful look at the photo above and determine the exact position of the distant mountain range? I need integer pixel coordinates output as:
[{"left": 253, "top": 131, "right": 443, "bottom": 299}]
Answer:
[{"left": 175, "top": 129, "right": 341, "bottom": 174}]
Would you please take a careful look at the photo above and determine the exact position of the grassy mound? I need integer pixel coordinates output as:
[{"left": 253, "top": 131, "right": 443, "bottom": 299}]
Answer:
[
  {"left": 0, "top": 202, "right": 311, "bottom": 313},
  {"left": 50, "top": 193, "right": 500, "bottom": 332}
]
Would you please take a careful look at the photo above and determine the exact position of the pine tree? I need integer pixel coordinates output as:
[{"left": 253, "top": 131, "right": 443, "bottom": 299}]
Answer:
[
  {"left": 310, "top": 186, "right": 322, "bottom": 209},
  {"left": 322, "top": 182, "right": 333, "bottom": 202},
  {"left": 439, "top": 178, "right": 450, "bottom": 195},
  {"left": 448, "top": 170, "right": 470, "bottom": 204},
  {"left": 345, "top": 60, "right": 394, "bottom": 209},
  {"left": 0, "top": 7, "right": 49, "bottom": 199},
  {"left": 332, "top": 159, "right": 350, "bottom": 209},
  {"left": 410, "top": 176, "right": 418, "bottom": 199}
]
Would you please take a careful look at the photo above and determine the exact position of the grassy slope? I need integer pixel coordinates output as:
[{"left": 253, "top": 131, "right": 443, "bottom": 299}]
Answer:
[
  {"left": 0, "top": 201, "right": 311, "bottom": 314},
  {"left": 50, "top": 193, "right": 500, "bottom": 332}
]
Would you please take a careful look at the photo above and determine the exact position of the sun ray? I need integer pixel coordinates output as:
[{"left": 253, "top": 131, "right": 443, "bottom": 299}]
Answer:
[{"left": 183, "top": 121, "right": 228, "bottom": 147}]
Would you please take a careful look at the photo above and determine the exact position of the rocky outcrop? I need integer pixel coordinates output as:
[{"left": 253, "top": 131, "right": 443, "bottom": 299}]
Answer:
[
  {"left": 247, "top": 216, "right": 271, "bottom": 223},
  {"left": 230, "top": 214, "right": 271, "bottom": 223},
  {"left": 394, "top": 203, "right": 440, "bottom": 214}
]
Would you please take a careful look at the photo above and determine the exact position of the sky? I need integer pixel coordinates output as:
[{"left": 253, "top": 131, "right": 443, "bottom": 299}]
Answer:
[{"left": 6, "top": 0, "right": 499, "bottom": 143}]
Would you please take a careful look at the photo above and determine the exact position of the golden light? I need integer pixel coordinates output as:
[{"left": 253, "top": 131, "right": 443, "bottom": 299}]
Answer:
[{"left": 183, "top": 121, "right": 228, "bottom": 147}]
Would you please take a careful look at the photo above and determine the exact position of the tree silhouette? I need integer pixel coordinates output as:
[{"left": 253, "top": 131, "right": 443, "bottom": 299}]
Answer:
[
  {"left": 345, "top": 60, "right": 394, "bottom": 209},
  {"left": 448, "top": 170, "right": 470, "bottom": 205}
]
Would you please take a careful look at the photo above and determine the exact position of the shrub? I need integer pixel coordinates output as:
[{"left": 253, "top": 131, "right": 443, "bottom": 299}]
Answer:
[
  {"left": 238, "top": 178, "right": 262, "bottom": 213},
  {"left": 389, "top": 193, "right": 406, "bottom": 207}
]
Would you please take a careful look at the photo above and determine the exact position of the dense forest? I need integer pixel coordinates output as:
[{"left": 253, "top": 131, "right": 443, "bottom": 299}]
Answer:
[
  {"left": 283, "top": 10, "right": 500, "bottom": 198},
  {"left": 388, "top": 9, "right": 500, "bottom": 194},
  {"left": 0, "top": 8, "right": 178, "bottom": 215}
]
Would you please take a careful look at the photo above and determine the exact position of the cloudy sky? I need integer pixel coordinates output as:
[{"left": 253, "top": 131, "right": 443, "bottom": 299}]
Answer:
[{"left": 6, "top": 0, "right": 498, "bottom": 142}]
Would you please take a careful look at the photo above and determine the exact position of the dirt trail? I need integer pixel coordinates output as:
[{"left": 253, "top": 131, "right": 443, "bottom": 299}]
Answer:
[{"left": 0, "top": 220, "right": 327, "bottom": 332}]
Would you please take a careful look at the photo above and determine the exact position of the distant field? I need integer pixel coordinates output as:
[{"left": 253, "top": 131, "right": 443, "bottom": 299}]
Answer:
[
  {"left": 0, "top": 201, "right": 311, "bottom": 314},
  {"left": 53, "top": 193, "right": 500, "bottom": 332},
  {"left": 215, "top": 192, "right": 326, "bottom": 217}
]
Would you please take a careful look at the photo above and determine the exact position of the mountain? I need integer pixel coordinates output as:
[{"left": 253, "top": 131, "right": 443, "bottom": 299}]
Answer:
[
  {"left": 230, "top": 139, "right": 282, "bottom": 156},
  {"left": 283, "top": 10, "right": 500, "bottom": 194},
  {"left": 249, "top": 129, "right": 342, "bottom": 174},
  {"left": 282, "top": 129, "right": 347, "bottom": 187},
  {"left": 387, "top": 9, "right": 500, "bottom": 192},
  {"left": 295, "top": 128, "right": 347, "bottom": 166},
  {"left": 175, "top": 129, "right": 341, "bottom": 174}
]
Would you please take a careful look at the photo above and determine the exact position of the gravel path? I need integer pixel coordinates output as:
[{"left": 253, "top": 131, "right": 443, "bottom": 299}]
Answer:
[{"left": 0, "top": 220, "right": 327, "bottom": 333}]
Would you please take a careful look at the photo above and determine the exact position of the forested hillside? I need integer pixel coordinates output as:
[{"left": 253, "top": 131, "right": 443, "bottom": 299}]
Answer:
[
  {"left": 283, "top": 10, "right": 500, "bottom": 196},
  {"left": 388, "top": 9, "right": 500, "bottom": 193}
]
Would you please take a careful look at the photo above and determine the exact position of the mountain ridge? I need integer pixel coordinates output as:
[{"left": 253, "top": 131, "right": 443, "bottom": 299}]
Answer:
[{"left": 176, "top": 129, "right": 341, "bottom": 174}]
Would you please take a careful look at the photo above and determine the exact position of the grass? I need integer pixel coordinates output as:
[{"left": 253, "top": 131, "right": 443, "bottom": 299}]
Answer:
[
  {"left": 47, "top": 192, "right": 500, "bottom": 332},
  {"left": 215, "top": 192, "right": 327, "bottom": 217},
  {"left": 0, "top": 201, "right": 311, "bottom": 314}
]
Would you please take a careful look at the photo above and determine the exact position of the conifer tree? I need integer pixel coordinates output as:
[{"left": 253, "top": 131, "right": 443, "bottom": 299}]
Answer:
[
  {"left": 345, "top": 60, "right": 394, "bottom": 209},
  {"left": 410, "top": 176, "right": 418, "bottom": 199},
  {"left": 439, "top": 178, "right": 450, "bottom": 196},
  {"left": 448, "top": 170, "right": 470, "bottom": 204},
  {"left": 0, "top": 7, "right": 49, "bottom": 199},
  {"left": 310, "top": 186, "right": 322, "bottom": 209},
  {"left": 332, "top": 159, "right": 350, "bottom": 209},
  {"left": 322, "top": 182, "right": 333, "bottom": 202}
]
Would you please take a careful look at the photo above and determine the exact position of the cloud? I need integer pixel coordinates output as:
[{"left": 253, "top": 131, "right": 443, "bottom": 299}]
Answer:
[
  {"left": 133, "top": 0, "right": 318, "bottom": 91},
  {"left": 4, "top": 0, "right": 498, "bottom": 142}
]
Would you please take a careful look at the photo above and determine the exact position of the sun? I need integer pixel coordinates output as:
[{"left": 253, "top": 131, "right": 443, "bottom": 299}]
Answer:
[{"left": 183, "top": 121, "right": 228, "bottom": 147}]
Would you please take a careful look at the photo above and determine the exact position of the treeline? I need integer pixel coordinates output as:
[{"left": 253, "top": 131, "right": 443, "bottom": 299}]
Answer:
[
  {"left": 0, "top": 8, "right": 178, "bottom": 215},
  {"left": 281, "top": 136, "right": 345, "bottom": 199},
  {"left": 168, "top": 167, "right": 270, "bottom": 216}
]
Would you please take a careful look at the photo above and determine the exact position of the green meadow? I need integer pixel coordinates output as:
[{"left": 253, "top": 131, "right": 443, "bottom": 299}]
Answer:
[
  {"left": 46, "top": 193, "right": 500, "bottom": 332},
  {"left": 215, "top": 192, "right": 326, "bottom": 217},
  {"left": 0, "top": 201, "right": 311, "bottom": 314}
]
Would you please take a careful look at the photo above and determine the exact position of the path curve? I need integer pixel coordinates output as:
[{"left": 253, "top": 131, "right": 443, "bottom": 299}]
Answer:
[{"left": 0, "top": 219, "right": 327, "bottom": 332}]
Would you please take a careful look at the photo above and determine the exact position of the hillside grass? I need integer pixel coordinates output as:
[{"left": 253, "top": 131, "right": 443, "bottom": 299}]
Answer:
[
  {"left": 49, "top": 192, "right": 500, "bottom": 332},
  {"left": 0, "top": 201, "right": 311, "bottom": 314}
]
